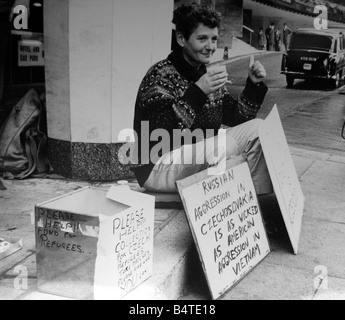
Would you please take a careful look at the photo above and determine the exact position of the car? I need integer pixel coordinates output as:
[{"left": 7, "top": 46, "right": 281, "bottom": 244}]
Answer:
[{"left": 281, "top": 28, "right": 345, "bottom": 88}]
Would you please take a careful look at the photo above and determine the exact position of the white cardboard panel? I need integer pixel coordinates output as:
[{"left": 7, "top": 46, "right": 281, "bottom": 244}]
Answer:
[{"left": 259, "top": 105, "right": 305, "bottom": 255}]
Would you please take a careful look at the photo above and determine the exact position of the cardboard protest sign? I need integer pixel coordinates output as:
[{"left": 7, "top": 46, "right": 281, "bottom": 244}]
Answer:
[
  {"left": 35, "top": 186, "right": 155, "bottom": 300},
  {"left": 177, "top": 162, "right": 270, "bottom": 300},
  {"left": 259, "top": 105, "right": 305, "bottom": 255},
  {"left": 94, "top": 186, "right": 155, "bottom": 300}
]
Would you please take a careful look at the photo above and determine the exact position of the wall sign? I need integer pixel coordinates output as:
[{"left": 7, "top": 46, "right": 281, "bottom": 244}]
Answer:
[
  {"left": 18, "top": 39, "right": 44, "bottom": 67},
  {"left": 177, "top": 162, "right": 270, "bottom": 300}
]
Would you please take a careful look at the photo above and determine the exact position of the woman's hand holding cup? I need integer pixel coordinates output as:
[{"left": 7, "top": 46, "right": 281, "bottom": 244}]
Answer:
[{"left": 196, "top": 65, "right": 228, "bottom": 96}]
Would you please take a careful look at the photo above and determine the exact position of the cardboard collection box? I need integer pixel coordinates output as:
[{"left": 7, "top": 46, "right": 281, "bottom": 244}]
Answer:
[{"left": 35, "top": 186, "right": 155, "bottom": 300}]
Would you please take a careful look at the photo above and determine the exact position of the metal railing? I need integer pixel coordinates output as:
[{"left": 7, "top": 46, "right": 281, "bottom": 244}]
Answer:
[{"left": 243, "top": 25, "right": 255, "bottom": 46}]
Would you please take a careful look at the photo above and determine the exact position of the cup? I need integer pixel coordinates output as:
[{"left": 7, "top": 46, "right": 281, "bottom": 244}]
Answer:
[{"left": 206, "top": 64, "right": 228, "bottom": 101}]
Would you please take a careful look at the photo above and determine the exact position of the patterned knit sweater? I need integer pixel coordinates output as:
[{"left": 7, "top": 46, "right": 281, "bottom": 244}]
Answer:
[{"left": 132, "top": 49, "right": 268, "bottom": 187}]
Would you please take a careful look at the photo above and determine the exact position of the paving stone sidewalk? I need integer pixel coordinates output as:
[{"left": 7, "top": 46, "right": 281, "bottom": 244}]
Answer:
[{"left": 0, "top": 147, "right": 344, "bottom": 300}]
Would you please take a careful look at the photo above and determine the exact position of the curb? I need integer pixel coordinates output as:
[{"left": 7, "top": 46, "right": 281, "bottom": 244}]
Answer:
[{"left": 290, "top": 146, "right": 345, "bottom": 164}]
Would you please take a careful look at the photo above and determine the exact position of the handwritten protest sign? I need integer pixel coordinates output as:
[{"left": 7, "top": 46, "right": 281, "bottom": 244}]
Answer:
[
  {"left": 35, "top": 188, "right": 105, "bottom": 299},
  {"left": 35, "top": 187, "right": 154, "bottom": 300},
  {"left": 94, "top": 186, "right": 155, "bottom": 300},
  {"left": 259, "top": 105, "right": 305, "bottom": 255},
  {"left": 177, "top": 162, "right": 270, "bottom": 300}
]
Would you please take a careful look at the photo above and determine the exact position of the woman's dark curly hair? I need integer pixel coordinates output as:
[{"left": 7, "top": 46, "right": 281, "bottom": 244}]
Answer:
[{"left": 172, "top": 3, "right": 222, "bottom": 40}]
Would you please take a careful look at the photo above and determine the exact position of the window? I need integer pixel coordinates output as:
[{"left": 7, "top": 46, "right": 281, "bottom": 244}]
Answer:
[{"left": 290, "top": 33, "right": 333, "bottom": 51}]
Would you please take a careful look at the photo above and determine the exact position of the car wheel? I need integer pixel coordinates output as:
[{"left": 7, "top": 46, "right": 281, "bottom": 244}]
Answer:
[{"left": 286, "top": 75, "right": 294, "bottom": 87}]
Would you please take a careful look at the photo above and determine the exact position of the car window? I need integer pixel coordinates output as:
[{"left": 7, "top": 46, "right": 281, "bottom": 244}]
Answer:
[{"left": 290, "top": 33, "right": 333, "bottom": 52}]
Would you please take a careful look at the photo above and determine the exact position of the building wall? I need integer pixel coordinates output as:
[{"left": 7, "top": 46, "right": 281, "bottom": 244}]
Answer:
[
  {"left": 112, "top": 0, "right": 174, "bottom": 143},
  {"left": 45, "top": 0, "right": 173, "bottom": 145},
  {"left": 44, "top": 0, "right": 70, "bottom": 142},
  {"left": 44, "top": 0, "right": 174, "bottom": 180},
  {"left": 69, "top": 0, "right": 113, "bottom": 144},
  {"left": 216, "top": 0, "right": 243, "bottom": 46}
]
